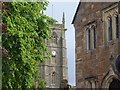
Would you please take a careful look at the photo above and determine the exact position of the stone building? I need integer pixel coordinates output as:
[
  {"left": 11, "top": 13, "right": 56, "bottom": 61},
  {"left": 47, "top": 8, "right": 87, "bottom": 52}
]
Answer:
[
  {"left": 40, "top": 13, "right": 68, "bottom": 88},
  {"left": 72, "top": 1, "right": 120, "bottom": 89}
]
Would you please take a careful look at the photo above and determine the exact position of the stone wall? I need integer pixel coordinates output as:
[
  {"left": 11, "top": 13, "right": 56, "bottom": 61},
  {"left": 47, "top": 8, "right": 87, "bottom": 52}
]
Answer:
[{"left": 73, "top": 2, "right": 120, "bottom": 88}]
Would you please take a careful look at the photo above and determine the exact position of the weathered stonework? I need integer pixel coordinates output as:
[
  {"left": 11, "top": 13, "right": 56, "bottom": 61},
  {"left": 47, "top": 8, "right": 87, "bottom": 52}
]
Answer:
[
  {"left": 40, "top": 13, "right": 68, "bottom": 88},
  {"left": 72, "top": 2, "right": 120, "bottom": 88}
]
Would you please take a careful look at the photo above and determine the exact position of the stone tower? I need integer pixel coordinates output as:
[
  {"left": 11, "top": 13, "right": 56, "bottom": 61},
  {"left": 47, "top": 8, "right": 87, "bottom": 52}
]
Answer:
[{"left": 40, "top": 13, "right": 68, "bottom": 88}]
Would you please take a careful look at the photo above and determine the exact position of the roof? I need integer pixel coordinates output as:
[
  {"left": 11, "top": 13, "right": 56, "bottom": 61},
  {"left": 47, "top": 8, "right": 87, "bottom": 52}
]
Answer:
[
  {"left": 72, "top": 2, "right": 119, "bottom": 24},
  {"left": 72, "top": 2, "right": 81, "bottom": 24}
]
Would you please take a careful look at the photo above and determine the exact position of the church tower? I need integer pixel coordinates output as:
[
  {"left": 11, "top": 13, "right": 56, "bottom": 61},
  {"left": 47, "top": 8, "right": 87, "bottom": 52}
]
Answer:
[{"left": 40, "top": 13, "right": 68, "bottom": 88}]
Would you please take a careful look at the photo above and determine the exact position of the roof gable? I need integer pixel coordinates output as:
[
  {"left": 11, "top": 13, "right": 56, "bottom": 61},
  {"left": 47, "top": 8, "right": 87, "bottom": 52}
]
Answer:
[{"left": 72, "top": 2, "right": 81, "bottom": 24}]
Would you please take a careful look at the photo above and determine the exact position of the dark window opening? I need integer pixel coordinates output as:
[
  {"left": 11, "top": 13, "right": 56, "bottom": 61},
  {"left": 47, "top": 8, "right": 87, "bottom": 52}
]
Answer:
[
  {"left": 109, "top": 79, "right": 120, "bottom": 90},
  {"left": 52, "top": 32, "right": 58, "bottom": 44},
  {"left": 52, "top": 72, "right": 55, "bottom": 84},
  {"left": 116, "top": 15, "right": 119, "bottom": 38},
  {"left": 88, "top": 29, "right": 91, "bottom": 50},
  {"left": 93, "top": 26, "right": 96, "bottom": 49},
  {"left": 108, "top": 17, "right": 112, "bottom": 41}
]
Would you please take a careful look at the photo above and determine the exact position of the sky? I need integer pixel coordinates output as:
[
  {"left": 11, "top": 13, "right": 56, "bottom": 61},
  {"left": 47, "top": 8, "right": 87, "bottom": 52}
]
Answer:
[{"left": 45, "top": 1, "right": 79, "bottom": 86}]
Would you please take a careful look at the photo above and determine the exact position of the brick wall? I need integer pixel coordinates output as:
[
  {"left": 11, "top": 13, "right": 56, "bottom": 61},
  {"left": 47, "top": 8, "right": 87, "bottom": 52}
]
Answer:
[{"left": 73, "top": 2, "right": 120, "bottom": 88}]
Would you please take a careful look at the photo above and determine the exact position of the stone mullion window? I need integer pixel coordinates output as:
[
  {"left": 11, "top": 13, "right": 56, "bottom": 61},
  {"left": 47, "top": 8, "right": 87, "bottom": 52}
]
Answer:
[
  {"left": 91, "top": 80, "right": 96, "bottom": 88},
  {"left": 103, "top": 4, "right": 118, "bottom": 43},
  {"left": 85, "top": 80, "right": 92, "bottom": 88},
  {"left": 85, "top": 80, "right": 96, "bottom": 88},
  {"left": 85, "top": 24, "right": 96, "bottom": 51}
]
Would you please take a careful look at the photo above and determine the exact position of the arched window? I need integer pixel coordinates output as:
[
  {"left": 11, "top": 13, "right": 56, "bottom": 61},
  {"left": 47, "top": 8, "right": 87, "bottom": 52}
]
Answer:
[
  {"left": 52, "top": 72, "right": 55, "bottom": 84},
  {"left": 52, "top": 32, "right": 58, "bottom": 38},
  {"left": 85, "top": 80, "right": 96, "bottom": 89},
  {"left": 103, "top": 5, "right": 118, "bottom": 43},
  {"left": 85, "top": 23, "right": 96, "bottom": 51},
  {"left": 109, "top": 78, "right": 120, "bottom": 90},
  {"left": 52, "top": 32, "right": 58, "bottom": 44},
  {"left": 85, "top": 81, "right": 92, "bottom": 88}
]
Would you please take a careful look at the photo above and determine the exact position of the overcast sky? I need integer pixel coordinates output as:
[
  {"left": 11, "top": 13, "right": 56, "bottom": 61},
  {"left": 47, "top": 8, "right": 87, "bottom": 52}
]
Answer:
[{"left": 45, "top": 1, "right": 79, "bottom": 86}]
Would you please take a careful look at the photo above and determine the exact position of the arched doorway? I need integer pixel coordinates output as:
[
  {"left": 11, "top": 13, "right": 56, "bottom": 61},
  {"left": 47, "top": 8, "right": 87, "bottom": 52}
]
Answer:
[{"left": 109, "top": 79, "right": 120, "bottom": 90}]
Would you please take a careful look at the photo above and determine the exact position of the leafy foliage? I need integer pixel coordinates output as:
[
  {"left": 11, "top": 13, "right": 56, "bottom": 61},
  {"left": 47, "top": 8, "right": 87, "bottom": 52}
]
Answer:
[{"left": 2, "top": 1, "right": 56, "bottom": 89}]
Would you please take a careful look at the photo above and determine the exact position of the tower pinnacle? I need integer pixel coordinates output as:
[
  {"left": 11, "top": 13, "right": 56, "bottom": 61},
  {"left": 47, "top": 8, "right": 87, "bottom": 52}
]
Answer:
[{"left": 62, "top": 12, "right": 65, "bottom": 28}]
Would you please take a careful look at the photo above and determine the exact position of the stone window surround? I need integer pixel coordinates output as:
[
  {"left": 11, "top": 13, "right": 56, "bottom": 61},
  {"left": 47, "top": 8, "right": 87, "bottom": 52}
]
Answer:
[
  {"left": 52, "top": 31, "right": 58, "bottom": 44},
  {"left": 102, "top": 3, "right": 119, "bottom": 45},
  {"left": 101, "top": 68, "right": 119, "bottom": 89},
  {"left": 84, "top": 21, "right": 97, "bottom": 52},
  {"left": 84, "top": 76, "right": 97, "bottom": 88}
]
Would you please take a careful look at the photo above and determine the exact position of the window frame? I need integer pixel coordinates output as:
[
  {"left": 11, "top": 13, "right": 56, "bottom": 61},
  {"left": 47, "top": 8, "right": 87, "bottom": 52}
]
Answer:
[
  {"left": 85, "top": 23, "right": 97, "bottom": 52},
  {"left": 102, "top": 3, "right": 119, "bottom": 45}
]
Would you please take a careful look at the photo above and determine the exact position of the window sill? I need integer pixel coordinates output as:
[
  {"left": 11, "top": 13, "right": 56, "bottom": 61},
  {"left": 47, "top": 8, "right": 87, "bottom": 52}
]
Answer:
[
  {"left": 86, "top": 48, "right": 96, "bottom": 54},
  {"left": 104, "top": 38, "right": 120, "bottom": 47},
  {"left": 108, "top": 40, "right": 114, "bottom": 45}
]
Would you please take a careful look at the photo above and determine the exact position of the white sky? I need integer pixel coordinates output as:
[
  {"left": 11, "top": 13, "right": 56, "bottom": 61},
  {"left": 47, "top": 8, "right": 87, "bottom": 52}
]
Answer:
[
  {"left": 48, "top": 0, "right": 79, "bottom": 2},
  {"left": 45, "top": 1, "right": 79, "bottom": 86},
  {"left": 48, "top": 0, "right": 119, "bottom": 2}
]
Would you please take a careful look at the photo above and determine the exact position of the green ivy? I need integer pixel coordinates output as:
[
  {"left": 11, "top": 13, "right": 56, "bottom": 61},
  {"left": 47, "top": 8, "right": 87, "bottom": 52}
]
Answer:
[{"left": 2, "top": 1, "right": 56, "bottom": 89}]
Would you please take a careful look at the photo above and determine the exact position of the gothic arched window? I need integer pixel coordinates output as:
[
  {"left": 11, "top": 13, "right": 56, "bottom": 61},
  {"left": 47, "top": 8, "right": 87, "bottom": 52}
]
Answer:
[
  {"left": 85, "top": 22, "right": 96, "bottom": 51},
  {"left": 52, "top": 32, "right": 57, "bottom": 38},
  {"left": 52, "top": 32, "right": 58, "bottom": 44},
  {"left": 52, "top": 72, "right": 55, "bottom": 84},
  {"left": 103, "top": 4, "right": 118, "bottom": 44}
]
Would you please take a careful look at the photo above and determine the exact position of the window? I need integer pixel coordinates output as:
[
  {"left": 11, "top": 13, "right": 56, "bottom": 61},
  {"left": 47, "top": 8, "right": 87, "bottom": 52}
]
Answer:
[
  {"left": 85, "top": 80, "right": 96, "bottom": 88},
  {"left": 85, "top": 81, "right": 92, "bottom": 88},
  {"left": 45, "top": 39, "right": 50, "bottom": 46},
  {"left": 115, "top": 15, "right": 119, "bottom": 38},
  {"left": 52, "top": 72, "right": 55, "bottom": 84},
  {"left": 52, "top": 32, "right": 58, "bottom": 44},
  {"left": 85, "top": 24, "right": 96, "bottom": 51},
  {"left": 91, "top": 25, "right": 96, "bottom": 49},
  {"left": 93, "top": 26, "right": 96, "bottom": 48},
  {"left": 108, "top": 17, "right": 113, "bottom": 41},
  {"left": 103, "top": 4, "right": 119, "bottom": 44},
  {"left": 88, "top": 29, "right": 91, "bottom": 50},
  {"left": 52, "top": 32, "right": 58, "bottom": 38}
]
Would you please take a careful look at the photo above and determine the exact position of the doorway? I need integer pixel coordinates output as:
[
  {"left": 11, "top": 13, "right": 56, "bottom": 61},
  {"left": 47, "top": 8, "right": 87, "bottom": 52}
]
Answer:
[{"left": 109, "top": 78, "right": 120, "bottom": 90}]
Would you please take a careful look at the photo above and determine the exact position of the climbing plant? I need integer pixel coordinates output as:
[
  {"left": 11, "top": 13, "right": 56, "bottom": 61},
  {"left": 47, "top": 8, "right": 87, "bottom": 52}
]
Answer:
[{"left": 2, "top": 1, "right": 56, "bottom": 89}]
